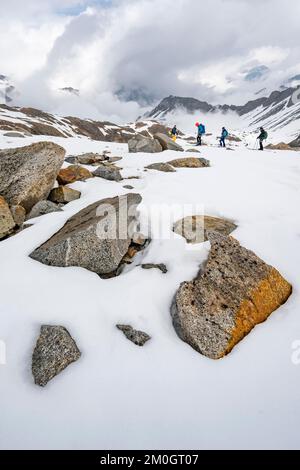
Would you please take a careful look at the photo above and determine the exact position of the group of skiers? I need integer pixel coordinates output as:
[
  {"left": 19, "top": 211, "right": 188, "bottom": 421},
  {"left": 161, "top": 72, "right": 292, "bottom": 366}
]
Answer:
[{"left": 170, "top": 124, "right": 268, "bottom": 150}]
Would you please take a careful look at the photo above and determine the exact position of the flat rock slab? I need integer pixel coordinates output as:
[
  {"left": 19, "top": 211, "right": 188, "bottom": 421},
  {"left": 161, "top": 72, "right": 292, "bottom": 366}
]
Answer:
[
  {"left": 65, "top": 153, "right": 106, "bottom": 165},
  {"left": 30, "top": 193, "right": 142, "bottom": 277},
  {"left": 154, "top": 133, "right": 183, "bottom": 152},
  {"left": 0, "top": 196, "right": 15, "bottom": 239},
  {"left": 145, "top": 162, "right": 176, "bottom": 173},
  {"left": 32, "top": 325, "right": 81, "bottom": 387},
  {"left": 173, "top": 215, "right": 237, "bottom": 244},
  {"left": 0, "top": 142, "right": 65, "bottom": 212},
  {"left": 171, "top": 232, "right": 292, "bottom": 359},
  {"left": 117, "top": 325, "right": 151, "bottom": 347},
  {"left": 168, "top": 157, "right": 210, "bottom": 168},
  {"left": 57, "top": 165, "right": 93, "bottom": 185},
  {"left": 49, "top": 186, "right": 81, "bottom": 204}
]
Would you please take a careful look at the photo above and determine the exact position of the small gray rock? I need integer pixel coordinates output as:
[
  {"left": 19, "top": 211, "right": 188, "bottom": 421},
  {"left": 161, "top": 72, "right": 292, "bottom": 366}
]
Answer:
[
  {"left": 32, "top": 325, "right": 81, "bottom": 387},
  {"left": 93, "top": 166, "right": 122, "bottom": 182},
  {"left": 26, "top": 200, "right": 62, "bottom": 220},
  {"left": 123, "top": 185, "right": 134, "bottom": 190},
  {"left": 116, "top": 325, "right": 151, "bottom": 347},
  {"left": 141, "top": 263, "right": 168, "bottom": 274}
]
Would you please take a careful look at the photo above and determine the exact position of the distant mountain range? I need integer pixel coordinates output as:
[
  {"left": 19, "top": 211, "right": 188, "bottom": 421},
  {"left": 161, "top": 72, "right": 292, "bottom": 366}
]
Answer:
[{"left": 144, "top": 86, "right": 300, "bottom": 133}]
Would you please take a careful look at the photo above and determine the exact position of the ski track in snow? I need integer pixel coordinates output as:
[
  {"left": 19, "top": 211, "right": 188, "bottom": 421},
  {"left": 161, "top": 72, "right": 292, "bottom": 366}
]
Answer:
[{"left": 0, "top": 133, "right": 300, "bottom": 450}]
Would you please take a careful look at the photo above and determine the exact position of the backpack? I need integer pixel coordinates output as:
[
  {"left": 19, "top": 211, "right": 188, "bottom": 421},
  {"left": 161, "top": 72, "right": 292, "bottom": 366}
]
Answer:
[
  {"left": 223, "top": 129, "right": 229, "bottom": 138},
  {"left": 262, "top": 131, "right": 268, "bottom": 140},
  {"left": 199, "top": 124, "right": 205, "bottom": 134}
]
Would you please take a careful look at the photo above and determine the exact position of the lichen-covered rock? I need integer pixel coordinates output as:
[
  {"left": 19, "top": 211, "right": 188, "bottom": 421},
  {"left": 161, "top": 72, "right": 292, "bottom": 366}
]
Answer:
[
  {"left": 117, "top": 325, "right": 151, "bottom": 347},
  {"left": 128, "top": 134, "right": 163, "bottom": 153},
  {"left": 32, "top": 325, "right": 81, "bottom": 387},
  {"left": 154, "top": 133, "right": 183, "bottom": 151},
  {"left": 57, "top": 165, "right": 93, "bottom": 185},
  {"left": 30, "top": 193, "right": 142, "bottom": 277},
  {"left": 145, "top": 162, "right": 176, "bottom": 173},
  {"left": 0, "top": 196, "right": 15, "bottom": 239},
  {"left": 93, "top": 166, "right": 122, "bottom": 182},
  {"left": 173, "top": 215, "right": 237, "bottom": 244},
  {"left": 49, "top": 186, "right": 81, "bottom": 204},
  {"left": 26, "top": 200, "right": 62, "bottom": 220},
  {"left": 0, "top": 142, "right": 65, "bottom": 212},
  {"left": 10, "top": 205, "right": 26, "bottom": 227},
  {"left": 168, "top": 157, "right": 210, "bottom": 168},
  {"left": 171, "top": 232, "right": 292, "bottom": 360}
]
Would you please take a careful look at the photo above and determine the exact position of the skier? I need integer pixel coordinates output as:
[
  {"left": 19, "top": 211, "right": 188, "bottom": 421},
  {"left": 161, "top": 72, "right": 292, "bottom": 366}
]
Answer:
[
  {"left": 196, "top": 122, "right": 205, "bottom": 146},
  {"left": 170, "top": 125, "right": 179, "bottom": 141},
  {"left": 219, "top": 127, "right": 229, "bottom": 148},
  {"left": 257, "top": 127, "right": 268, "bottom": 150}
]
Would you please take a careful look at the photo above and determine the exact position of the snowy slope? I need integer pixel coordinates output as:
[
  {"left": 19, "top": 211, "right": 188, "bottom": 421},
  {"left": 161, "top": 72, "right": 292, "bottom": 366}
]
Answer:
[{"left": 0, "top": 131, "right": 299, "bottom": 450}]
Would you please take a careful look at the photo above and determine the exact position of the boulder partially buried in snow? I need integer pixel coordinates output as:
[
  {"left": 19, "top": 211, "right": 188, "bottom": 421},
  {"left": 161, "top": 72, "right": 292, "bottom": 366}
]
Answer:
[
  {"left": 171, "top": 232, "right": 292, "bottom": 360},
  {"left": 0, "top": 142, "right": 65, "bottom": 212},
  {"left": 173, "top": 215, "right": 237, "bottom": 244},
  {"left": 0, "top": 196, "right": 15, "bottom": 239},
  {"left": 128, "top": 134, "right": 163, "bottom": 153},
  {"left": 145, "top": 162, "right": 176, "bottom": 173},
  {"left": 49, "top": 186, "right": 81, "bottom": 204},
  {"left": 32, "top": 325, "right": 81, "bottom": 387},
  {"left": 154, "top": 133, "right": 183, "bottom": 152},
  {"left": 30, "top": 193, "right": 142, "bottom": 277},
  {"left": 26, "top": 200, "right": 63, "bottom": 220},
  {"left": 168, "top": 157, "right": 210, "bottom": 168},
  {"left": 93, "top": 165, "right": 122, "bottom": 182}
]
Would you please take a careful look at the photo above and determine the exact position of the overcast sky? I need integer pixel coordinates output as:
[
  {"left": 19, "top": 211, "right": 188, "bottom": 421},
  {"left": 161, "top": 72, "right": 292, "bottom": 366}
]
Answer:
[{"left": 0, "top": 0, "right": 299, "bottom": 121}]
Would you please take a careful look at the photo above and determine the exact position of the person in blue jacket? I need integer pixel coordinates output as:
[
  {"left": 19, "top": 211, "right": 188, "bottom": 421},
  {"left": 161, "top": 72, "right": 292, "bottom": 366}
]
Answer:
[
  {"left": 220, "top": 127, "right": 229, "bottom": 147},
  {"left": 196, "top": 122, "right": 206, "bottom": 146}
]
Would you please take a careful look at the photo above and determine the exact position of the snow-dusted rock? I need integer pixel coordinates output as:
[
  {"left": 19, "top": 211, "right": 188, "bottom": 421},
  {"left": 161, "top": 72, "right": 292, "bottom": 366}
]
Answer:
[
  {"left": 145, "top": 162, "right": 176, "bottom": 173},
  {"left": 26, "top": 200, "right": 62, "bottom": 220},
  {"left": 171, "top": 232, "right": 292, "bottom": 360},
  {"left": 128, "top": 134, "right": 163, "bottom": 153},
  {"left": 141, "top": 263, "right": 168, "bottom": 274},
  {"left": 49, "top": 186, "right": 81, "bottom": 204},
  {"left": 0, "top": 196, "right": 15, "bottom": 239},
  {"left": 32, "top": 325, "right": 81, "bottom": 387},
  {"left": 65, "top": 153, "right": 106, "bottom": 165},
  {"left": 168, "top": 157, "right": 210, "bottom": 168},
  {"left": 57, "top": 165, "right": 93, "bottom": 185},
  {"left": 116, "top": 325, "right": 151, "bottom": 347},
  {"left": 153, "top": 133, "right": 183, "bottom": 152},
  {"left": 173, "top": 215, "right": 237, "bottom": 244},
  {"left": 93, "top": 165, "right": 122, "bottom": 182},
  {"left": 0, "top": 142, "right": 65, "bottom": 212},
  {"left": 30, "top": 193, "right": 142, "bottom": 277}
]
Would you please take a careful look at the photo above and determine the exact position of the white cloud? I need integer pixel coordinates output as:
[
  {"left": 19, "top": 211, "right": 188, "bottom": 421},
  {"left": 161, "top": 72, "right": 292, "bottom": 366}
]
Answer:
[{"left": 1, "top": 0, "right": 300, "bottom": 121}]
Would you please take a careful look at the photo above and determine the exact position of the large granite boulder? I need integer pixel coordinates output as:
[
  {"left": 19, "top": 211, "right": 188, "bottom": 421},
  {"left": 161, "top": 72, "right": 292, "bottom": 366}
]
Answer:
[
  {"left": 168, "top": 157, "right": 210, "bottom": 168},
  {"left": 171, "top": 232, "right": 292, "bottom": 360},
  {"left": 30, "top": 193, "right": 142, "bottom": 277},
  {"left": 0, "top": 142, "right": 65, "bottom": 212},
  {"left": 0, "top": 196, "right": 15, "bottom": 239},
  {"left": 173, "top": 215, "right": 237, "bottom": 244},
  {"left": 128, "top": 134, "right": 163, "bottom": 153},
  {"left": 154, "top": 133, "right": 183, "bottom": 152},
  {"left": 32, "top": 325, "right": 81, "bottom": 387}
]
